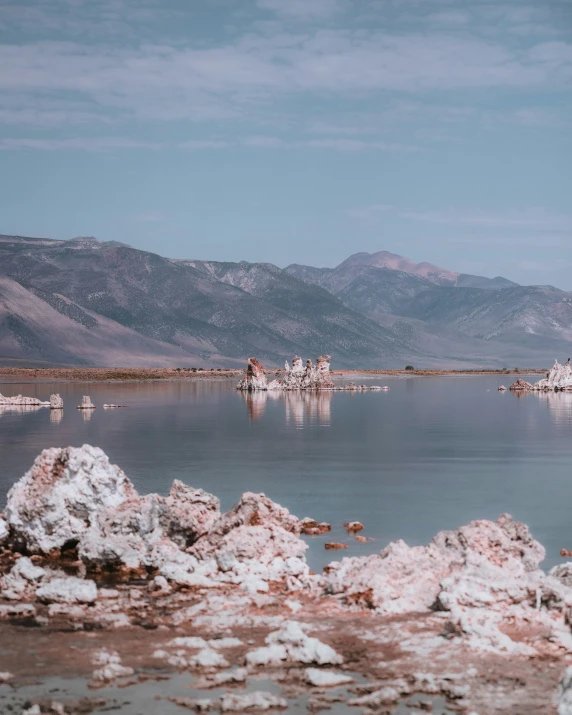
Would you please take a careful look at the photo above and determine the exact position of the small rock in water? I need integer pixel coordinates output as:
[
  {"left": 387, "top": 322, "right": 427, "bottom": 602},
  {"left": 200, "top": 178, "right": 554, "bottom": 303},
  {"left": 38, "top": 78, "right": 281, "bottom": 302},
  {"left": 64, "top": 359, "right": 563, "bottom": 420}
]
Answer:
[
  {"left": 300, "top": 517, "right": 331, "bottom": 535},
  {"left": 220, "top": 691, "right": 288, "bottom": 711},
  {"left": 50, "top": 394, "right": 63, "bottom": 409},
  {"left": 355, "top": 535, "right": 367, "bottom": 543},
  {"left": 77, "top": 396, "right": 96, "bottom": 409},
  {"left": 325, "top": 542, "right": 348, "bottom": 550},
  {"left": 344, "top": 521, "right": 364, "bottom": 533}
]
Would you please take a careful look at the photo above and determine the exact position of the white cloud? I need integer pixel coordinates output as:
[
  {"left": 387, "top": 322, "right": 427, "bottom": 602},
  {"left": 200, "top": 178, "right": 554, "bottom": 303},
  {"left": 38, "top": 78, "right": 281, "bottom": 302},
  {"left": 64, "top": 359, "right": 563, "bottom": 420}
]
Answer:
[{"left": 257, "top": 0, "right": 349, "bottom": 20}]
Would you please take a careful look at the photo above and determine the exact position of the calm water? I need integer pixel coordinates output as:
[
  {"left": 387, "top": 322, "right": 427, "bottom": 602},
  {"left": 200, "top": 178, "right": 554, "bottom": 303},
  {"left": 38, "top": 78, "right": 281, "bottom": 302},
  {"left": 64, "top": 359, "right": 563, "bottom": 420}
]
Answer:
[{"left": 1, "top": 375, "right": 571, "bottom": 571}]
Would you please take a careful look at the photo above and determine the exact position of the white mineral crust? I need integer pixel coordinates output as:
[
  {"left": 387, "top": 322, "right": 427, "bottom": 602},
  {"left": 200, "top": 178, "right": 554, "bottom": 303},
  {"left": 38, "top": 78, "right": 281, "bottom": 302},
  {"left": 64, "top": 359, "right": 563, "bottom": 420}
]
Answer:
[
  {"left": 533, "top": 359, "right": 572, "bottom": 391},
  {"left": 0, "top": 393, "right": 49, "bottom": 406},
  {"left": 5, "top": 445, "right": 138, "bottom": 554},
  {"left": 245, "top": 621, "right": 343, "bottom": 666},
  {"left": 77, "top": 396, "right": 96, "bottom": 409},
  {"left": 305, "top": 668, "right": 354, "bottom": 687},
  {"left": 35, "top": 576, "right": 97, "bottom": 604},
  {"left": 49, "top": 394, "right": 63, "bottom": 409},
  {"left": 219, "top": 691, "right": 288, "bottom": 711},
  {"left": 0, "top": 517, "right": 8, "bottom": 545},
  {"left": 559, "top": 666, "right": 572, "bottom": 715}
]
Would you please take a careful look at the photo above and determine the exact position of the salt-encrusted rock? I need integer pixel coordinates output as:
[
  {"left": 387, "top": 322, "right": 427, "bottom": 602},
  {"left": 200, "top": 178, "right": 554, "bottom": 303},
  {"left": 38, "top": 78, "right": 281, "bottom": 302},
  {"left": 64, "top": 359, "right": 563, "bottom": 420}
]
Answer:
[
  {"left": 509, "top": 379, "right": 533, "bottom": 391},
  {"left": 190, "top": 648, "right": 229, "bottom": 669},
  {"left": 49, "top": 394, "right": 63, "bottom": 409},
  {"left": 0, "top": 393, "right": 49, "bottom": 406},
  {"left": 0, "top": 603, "right": 36, "bottom": 618},
  {"left": 300, "top": 518, "right": 331, "bottom": 536},
  {"left": 344, "top": 521, "right": 364, "bottom": 533},
  {"left": 0, "top": 516, "right": 8, "bottom": 545},
  {"left": 36, "top": 576, "right": 97, "bottom": 604},
  {"left": 0, "top": 557, "right": 46, "bottom": 600},
  {"left": 534, "top": 359, "right": 572, "bottom": 392},
  {"left": 91, "top": 649, "right": 134, "bottom": 682},
  {"left": 559, "top": 666, "right": 572, "bottom": 715},
  {"left": 77, "top": 396, "right": 96, "bottom": 409},
  {"left": 348, "top": 686, "right": 403, "bottom": 707},
  {"left": 305, "top": 668, "right": 354, "bottom": 687},
  {"left": 191, "top": 493, "right": 308, "bottom": 589},
  {"left": 5, "top": 445, "right": 137, "bottom": 554},
  {"left": 237, "top": 357, "right": 268, "bottom": 391},
  {"left": 498, "top": 385, "right": 507, "bottom": 391},
  {"left": 246, "top": 621, "right": 343, "bottom": 666},
  {"left": 325, "top": 514, "right": 546, "bottom": 615},
  {"left": 220, "top": 692, "right": 288, "bottom": 711}
]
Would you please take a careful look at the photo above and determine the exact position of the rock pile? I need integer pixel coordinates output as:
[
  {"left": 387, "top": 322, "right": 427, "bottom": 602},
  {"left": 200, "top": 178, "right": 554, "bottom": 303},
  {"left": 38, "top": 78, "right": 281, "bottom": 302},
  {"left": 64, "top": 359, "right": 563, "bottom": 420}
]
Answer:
[
  {"left": 509, "top": 359, "right": 572, "bottom": 392},
  {"left": 0, "top": 393, "right": 50, "bottom": 407},
  {"left": 237, "top": 355, "right": 386, "bottom": 392},
  {"left": 1, "top": 445, "right": 572, "bottom": 711}
]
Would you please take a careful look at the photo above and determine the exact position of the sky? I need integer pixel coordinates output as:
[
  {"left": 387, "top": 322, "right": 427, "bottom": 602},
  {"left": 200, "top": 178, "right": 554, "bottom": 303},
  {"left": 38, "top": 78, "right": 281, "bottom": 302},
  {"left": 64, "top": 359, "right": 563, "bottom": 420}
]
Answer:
[{"left": 0, "top": 0, "right": 571, "bottom": 288}]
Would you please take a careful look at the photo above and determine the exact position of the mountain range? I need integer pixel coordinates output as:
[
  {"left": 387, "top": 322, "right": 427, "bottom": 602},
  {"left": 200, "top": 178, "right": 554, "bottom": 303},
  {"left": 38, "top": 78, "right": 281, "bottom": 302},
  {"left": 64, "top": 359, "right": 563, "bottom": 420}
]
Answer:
[{"left": 0, "top": 235, "right": 570, "bottom": 368}]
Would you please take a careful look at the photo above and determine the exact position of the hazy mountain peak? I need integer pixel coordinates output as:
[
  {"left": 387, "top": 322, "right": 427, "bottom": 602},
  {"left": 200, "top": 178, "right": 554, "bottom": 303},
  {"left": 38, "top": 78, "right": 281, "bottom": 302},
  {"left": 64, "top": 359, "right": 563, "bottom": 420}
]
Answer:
[{"left": 338, "top": 251, "right": 460, "bottom": 285}]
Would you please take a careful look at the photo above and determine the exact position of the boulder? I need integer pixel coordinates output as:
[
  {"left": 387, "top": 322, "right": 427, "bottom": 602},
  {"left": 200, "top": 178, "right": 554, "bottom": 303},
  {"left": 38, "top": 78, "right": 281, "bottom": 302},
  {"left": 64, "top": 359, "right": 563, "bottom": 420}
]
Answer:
[
  {"left": 5, "top": 445, "right": 137, "bottom": 554},
  {"left": 77, "top": 396, "right": 96, "bottom": 409}
]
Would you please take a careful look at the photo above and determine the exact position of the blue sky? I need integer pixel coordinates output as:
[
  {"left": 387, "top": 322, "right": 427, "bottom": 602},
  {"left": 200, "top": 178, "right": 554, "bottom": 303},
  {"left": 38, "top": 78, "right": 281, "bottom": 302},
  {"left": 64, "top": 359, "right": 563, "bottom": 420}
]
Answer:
[{"left": 0, "top": 0, "right": 571, "bottom": 287}]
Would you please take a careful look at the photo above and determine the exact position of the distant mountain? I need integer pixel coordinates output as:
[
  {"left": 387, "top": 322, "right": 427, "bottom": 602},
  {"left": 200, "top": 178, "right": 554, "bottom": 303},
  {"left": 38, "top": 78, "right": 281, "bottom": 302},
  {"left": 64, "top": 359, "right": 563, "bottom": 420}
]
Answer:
[
  {"left": 0, "top": 236, "right": 569, "bottom": 368},
  {"left": 0, "top": 236, "right": 413, "bottom": 368}
]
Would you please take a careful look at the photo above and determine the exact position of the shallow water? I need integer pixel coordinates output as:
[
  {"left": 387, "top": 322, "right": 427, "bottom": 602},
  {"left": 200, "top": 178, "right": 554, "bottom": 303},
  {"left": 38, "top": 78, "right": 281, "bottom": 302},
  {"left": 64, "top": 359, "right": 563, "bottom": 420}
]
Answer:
[{"left": 1, "top": 375, "right": 571, "bottom": 571}]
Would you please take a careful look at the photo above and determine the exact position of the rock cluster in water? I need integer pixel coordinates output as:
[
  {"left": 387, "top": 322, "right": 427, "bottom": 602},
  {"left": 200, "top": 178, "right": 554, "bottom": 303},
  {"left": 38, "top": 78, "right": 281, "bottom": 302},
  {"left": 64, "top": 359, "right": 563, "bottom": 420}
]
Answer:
[
  {"left": 1, "top": 445, "right": 571, "bottom": 711},
  {"left": 237, "top": 355, "right": 387, "bottom": 392},
  {"left": 0, "top": 393, "right": 50, "bottom": 407},
  {"left": 510, "top": 359, "right": 572, "bottom": 392}
]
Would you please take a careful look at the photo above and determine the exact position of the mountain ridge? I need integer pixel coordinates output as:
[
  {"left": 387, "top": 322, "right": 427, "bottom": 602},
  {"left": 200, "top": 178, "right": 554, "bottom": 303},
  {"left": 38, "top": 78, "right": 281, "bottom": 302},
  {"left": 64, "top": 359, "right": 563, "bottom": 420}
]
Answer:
[{"left": 0, "top": 234, "right": 569, "bottom": 368}]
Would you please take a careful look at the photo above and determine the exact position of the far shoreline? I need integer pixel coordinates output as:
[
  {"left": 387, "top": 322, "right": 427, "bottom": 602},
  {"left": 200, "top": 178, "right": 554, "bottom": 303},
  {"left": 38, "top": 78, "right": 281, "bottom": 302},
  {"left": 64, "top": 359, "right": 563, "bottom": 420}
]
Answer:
[{"left": 0, "top": 366, "right": 548, "bottom": 384}]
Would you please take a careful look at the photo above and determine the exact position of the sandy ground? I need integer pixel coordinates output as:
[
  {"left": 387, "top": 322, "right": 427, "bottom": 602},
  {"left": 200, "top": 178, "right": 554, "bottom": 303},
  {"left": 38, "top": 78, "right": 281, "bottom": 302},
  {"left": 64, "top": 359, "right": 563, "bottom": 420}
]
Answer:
[{"left": 0, "top": 367, "right": 547, "bottom": 383}]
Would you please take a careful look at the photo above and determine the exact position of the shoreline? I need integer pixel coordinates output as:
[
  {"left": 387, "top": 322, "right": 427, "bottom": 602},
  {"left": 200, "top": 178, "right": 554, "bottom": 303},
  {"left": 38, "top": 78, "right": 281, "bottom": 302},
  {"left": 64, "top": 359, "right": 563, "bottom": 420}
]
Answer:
[
  {"left": 0, "top": 444, "right": 569, "bottom": 714},
  {"left": 0, "top": 366, "right": 548, "bottom": 384}
]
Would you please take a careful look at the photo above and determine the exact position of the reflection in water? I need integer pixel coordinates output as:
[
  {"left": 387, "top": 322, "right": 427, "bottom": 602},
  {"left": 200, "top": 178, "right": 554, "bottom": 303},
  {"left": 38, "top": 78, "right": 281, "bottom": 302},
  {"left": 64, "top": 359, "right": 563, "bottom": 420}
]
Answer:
[
  {"left": 242, "top": 390, "right": 332, "bottom": 426},
  {"left": 535, "top": 391, "right": 572, "bottom": 425},
  {"left": 50, "top": 410, "right": 63, "bottom": 424},
  {"left": 81, "top": 409, "right": 93, "bottom": 422},
  {"left": 0, "top": 405, "right": 42, "bottom": 415}
]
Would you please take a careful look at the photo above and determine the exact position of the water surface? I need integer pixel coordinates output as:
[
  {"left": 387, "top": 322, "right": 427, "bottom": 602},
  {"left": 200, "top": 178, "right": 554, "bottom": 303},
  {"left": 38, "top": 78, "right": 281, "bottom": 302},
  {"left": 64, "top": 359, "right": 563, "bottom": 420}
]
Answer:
[{"left": 1, "top": 375, "right": 570, "bottom": 571}]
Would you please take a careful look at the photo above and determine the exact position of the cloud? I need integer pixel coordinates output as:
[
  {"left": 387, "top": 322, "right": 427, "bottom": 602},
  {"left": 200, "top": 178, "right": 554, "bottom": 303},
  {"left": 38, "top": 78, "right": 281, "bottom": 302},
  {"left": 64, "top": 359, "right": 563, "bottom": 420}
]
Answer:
[
  {"left": 0, "top": 136, "right": 164, "bottom": 151},
  {"left": 257, "top": 0, "right": 349, "bottom": 20}
]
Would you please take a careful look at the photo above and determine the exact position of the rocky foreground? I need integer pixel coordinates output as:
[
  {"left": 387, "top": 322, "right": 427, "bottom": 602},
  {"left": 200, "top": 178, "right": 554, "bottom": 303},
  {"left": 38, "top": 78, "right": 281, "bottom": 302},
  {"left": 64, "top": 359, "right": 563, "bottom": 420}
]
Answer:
[{"left": 1, "top": 446, "right": 572, "bottom": 713}]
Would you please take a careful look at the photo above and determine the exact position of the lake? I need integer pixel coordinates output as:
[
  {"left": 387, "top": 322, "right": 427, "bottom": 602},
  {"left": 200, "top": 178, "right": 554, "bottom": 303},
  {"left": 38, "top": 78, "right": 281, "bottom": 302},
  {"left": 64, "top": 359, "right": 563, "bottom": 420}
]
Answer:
[{"left": 1, "top": 375, "right": 570, "bottom": 571}]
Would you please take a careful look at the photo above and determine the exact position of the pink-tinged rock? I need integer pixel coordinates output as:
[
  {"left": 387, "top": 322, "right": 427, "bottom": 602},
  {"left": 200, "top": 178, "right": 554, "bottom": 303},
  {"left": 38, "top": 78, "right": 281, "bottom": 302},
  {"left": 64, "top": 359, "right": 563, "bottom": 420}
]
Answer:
[
  {"left": 5, "top": 445, "right": 137, "bottom": 554},
  {"left": 237, "top": 357, "right": 268, "bottom": 391},
  {"left": 325, "top": 514, "right": 546, "bottom": 616},
  {"left": 79, "top": 481, "right": 220, "bottom": 571},
  {"left": 77, "top": 396, "right": 96, "bottom": 409},
  {"left": 0, "top": 603, "right": 36, "bottom": 619},
  {"left": 36, "top": 576, "right": 97, "bottom": 604}
]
